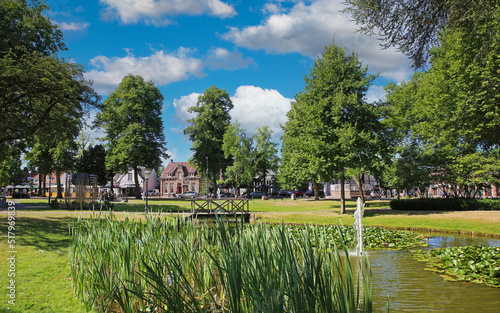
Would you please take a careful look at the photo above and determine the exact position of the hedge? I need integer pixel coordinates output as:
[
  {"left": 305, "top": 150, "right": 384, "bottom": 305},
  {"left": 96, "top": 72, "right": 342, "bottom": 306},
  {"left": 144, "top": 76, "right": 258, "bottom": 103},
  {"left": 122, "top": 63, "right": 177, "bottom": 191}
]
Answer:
[{"left": 389, "top": 198, "right": 500, "bottom": 211}]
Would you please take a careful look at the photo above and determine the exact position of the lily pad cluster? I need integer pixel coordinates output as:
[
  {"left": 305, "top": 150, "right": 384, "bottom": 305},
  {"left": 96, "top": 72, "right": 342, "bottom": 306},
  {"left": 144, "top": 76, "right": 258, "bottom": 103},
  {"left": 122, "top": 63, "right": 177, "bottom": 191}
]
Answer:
[
  {"left": 279, "top": 225, "right": 428, "bottom": 250},
  {"left": 414, "top": 246, "right": 500, "bottom": 287}
]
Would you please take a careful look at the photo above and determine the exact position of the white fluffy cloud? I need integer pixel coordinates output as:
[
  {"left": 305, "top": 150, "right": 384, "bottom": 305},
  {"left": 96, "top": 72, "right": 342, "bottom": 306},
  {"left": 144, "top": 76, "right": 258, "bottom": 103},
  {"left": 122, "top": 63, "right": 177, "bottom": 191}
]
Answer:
[
  {"left": 59, "top": 22, "right": 90, "bottom": 31},
  {"left": 231, "top": 85, "right": 292, "bottom": 139},
  {"left": 173, "top": 92, "right": 201, "bottom": 124},
  {"left": 223, "top": 0, "right": 412, "bottom": 82},
  {"left": 86, "top": 48, "right": 205, "bottom": 94},
  {"left": 365, "top": 85, "right": 387, "bottom": 103},
  {"left": 172, "top": 86, "right": 292, "bottom": 140},
  {"left": 87, "top": 47, "right": 254, "bottom": 94},
  {"left": 99, "top": 0, "right": 236, "bottom": 25},
  {"left": 205, "top": 47, "right": 254, "bottom": 70}
]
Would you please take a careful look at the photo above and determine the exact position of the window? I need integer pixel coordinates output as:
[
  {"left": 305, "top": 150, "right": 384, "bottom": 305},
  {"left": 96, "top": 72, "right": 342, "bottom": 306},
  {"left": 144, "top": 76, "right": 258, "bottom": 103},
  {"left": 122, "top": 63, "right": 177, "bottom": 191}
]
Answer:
[{"left": 127, "top": 173, "right": 133, "bottom": 181}]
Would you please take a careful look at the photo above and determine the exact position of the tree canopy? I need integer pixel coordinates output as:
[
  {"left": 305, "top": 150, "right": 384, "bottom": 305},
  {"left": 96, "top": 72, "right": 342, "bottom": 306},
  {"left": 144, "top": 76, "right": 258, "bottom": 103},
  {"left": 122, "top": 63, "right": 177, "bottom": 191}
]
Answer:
[
  {"left": 280, "top": 39, "right": 382, "bottom": 208},
  {"left": 96, "top": 74, "right": 167, "bottom": 198},
  {"left": 0, "top": 0, "right": 98, "bottom": 148},
  {"left": 344, "top": 0, "right": 498, "bottom": 68},
  {"left": 184, "top": 86, "right": 233, "bottom": 188}
]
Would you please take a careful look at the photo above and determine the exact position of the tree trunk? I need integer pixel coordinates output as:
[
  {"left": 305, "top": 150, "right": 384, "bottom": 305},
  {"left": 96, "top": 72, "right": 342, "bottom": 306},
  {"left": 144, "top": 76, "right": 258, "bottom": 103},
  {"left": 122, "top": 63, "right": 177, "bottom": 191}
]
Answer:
[
  {"left": 110, "top": 174, "right": 114, "bottom": 195},
  {"left": 396, "top": 188, "right": 400, "bottom": 200},
  {"left": 313, "top": 181, "right": 320, "bottom": 201},
  {"left": 38, "top": 175, "right": 47, "bottom": 197},
  {"left": 340, "top": 173, "right": 346, "bottom": 214},
  {"left": 56, "top": 170, "right": 63, "bottom": 198},
  {"left": 134, "top": 167, "right": 141, "bottom": 199},
  {"left": 40, "top": 174, "right": 45, "bottom": 197},
  {"left": 353, "top": 173, "right": 366, "bottom": 205}
]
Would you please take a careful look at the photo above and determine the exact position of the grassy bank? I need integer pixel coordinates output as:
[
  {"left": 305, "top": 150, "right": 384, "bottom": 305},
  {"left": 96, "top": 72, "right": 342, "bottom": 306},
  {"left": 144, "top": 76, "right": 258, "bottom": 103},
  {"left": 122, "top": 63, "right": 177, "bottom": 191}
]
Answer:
[{"left": 1, "top": 199, "right": 499, "bottom": 312}]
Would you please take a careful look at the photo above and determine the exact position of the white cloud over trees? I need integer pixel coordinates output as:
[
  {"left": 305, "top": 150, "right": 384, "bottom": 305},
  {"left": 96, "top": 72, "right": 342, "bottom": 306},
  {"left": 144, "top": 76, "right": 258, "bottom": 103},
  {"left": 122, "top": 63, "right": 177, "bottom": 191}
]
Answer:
[
  {"left": 99, "top": 0, "right": 236, "bottom": 25},
  {"left": 223, "top": 0, "right": 412, "bottom": 82}
]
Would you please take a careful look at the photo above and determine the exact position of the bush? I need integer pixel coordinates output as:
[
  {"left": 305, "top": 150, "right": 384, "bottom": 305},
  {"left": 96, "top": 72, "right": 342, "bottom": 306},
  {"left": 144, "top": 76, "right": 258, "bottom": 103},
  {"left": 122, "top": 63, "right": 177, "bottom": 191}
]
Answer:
[
  {"left": 50, "top": 199, "right": 60, "bottom": 209},
  {"left": 11, "top": 192, "right": 21, "bottom": 199},
  {"left": 390, "top": 198, "right": 500, "bottom": 211}
]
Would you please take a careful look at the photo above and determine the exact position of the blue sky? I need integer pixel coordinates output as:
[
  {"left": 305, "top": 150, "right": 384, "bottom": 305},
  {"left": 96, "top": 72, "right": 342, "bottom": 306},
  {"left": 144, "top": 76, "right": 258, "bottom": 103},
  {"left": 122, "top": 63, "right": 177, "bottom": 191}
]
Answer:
[{"left": 46, "top": 0, "right": 413, "bottom": 163}]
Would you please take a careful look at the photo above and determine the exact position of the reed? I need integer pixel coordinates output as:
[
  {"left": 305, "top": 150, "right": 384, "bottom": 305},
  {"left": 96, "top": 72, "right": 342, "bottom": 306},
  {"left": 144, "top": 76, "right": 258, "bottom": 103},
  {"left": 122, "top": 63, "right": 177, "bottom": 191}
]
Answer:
[{"left": 70, "top": 214, "right": 372, "bottom": 312}]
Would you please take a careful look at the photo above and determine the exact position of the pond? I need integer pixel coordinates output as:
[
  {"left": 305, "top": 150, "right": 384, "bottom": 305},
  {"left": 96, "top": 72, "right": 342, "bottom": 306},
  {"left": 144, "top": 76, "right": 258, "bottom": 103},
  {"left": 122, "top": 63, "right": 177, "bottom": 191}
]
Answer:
[{"left": 366, "top": 234, "right": 500, "bottom": 312}]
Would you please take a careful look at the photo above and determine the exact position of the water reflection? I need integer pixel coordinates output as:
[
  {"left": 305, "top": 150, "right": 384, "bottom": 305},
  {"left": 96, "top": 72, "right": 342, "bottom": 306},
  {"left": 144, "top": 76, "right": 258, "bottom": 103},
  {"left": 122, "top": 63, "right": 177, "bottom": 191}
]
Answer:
[{"left": 367, "top": 234, "right": 500, "bottom": 312}]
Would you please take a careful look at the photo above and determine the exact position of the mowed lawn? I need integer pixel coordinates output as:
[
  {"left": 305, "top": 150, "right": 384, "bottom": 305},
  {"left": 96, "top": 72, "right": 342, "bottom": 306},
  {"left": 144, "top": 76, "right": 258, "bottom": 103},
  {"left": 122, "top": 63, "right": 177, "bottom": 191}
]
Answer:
[{"left": 1, "top": 198, "right": 499, "bottom": 312}]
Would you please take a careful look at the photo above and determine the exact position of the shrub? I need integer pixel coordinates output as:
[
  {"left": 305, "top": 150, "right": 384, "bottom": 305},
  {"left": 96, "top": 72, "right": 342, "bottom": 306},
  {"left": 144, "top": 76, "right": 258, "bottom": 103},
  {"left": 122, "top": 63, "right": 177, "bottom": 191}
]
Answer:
[
  {"left": 390, "top": 198, "right": 500, "bottom": 211},
  {"left": 50, "top": 199, "right": 60, "bottom": 209}
]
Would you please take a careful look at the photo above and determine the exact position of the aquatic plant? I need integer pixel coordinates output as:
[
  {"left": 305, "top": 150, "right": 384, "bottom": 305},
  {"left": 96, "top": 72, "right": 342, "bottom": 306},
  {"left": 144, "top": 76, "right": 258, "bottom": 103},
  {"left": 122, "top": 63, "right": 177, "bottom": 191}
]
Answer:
[
  {"left": 414, "top": 245, "right": 500, "bottom": 287},
  {"left": 70, "top": 215, "right": 373, "bottom": 312}
]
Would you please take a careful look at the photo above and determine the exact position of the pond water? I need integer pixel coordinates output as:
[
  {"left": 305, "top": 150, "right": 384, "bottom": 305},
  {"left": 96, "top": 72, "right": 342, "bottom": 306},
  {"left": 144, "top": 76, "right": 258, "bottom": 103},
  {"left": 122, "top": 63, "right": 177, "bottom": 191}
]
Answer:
[{"left": 366, "top": 234, "right": 500, "bottom": 312}]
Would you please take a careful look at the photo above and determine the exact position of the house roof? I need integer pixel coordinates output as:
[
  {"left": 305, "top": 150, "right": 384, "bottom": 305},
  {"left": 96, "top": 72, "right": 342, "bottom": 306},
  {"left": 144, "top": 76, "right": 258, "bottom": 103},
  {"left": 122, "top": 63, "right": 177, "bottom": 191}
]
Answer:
[{"left": 160, "top": 161, "right": 197, "bottom": 178}]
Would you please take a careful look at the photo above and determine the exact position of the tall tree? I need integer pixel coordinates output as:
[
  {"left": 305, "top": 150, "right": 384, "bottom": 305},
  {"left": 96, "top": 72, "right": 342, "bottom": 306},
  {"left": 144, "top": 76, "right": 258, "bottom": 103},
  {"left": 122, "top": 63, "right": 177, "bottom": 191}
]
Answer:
[
  {"left": 344, "top": 0, "right": 497, "bottom": 68},
  {"left": 184, "top": 86, "right": 233, "bottom": 188},
  {"left": 222, "top": 122, "right": 254, "bottom": 196},
  {"left": 74, "top": 144, "right": 109, "bottom": 186},
  {"left": 96, "top": 75, "right": 167, "bottom": 199},
  {"left": 0, "top": 0, "right": 98, "bottom": 147},
  {"left": 253, "top": 126, "right": 279, "bottom": 187},
  {"left": 281, "top": 39, "right": 379, "bottom": 210},
  {"left": 0, "top": 146, "right": 24, "bottom": 186}
]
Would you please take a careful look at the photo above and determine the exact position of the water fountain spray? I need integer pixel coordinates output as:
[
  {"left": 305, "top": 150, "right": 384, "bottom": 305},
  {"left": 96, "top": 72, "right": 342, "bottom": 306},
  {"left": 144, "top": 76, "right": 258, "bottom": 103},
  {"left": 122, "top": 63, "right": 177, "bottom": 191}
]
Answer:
[{"left": 354, "top": 197, "right": 365, "bottom": 255}]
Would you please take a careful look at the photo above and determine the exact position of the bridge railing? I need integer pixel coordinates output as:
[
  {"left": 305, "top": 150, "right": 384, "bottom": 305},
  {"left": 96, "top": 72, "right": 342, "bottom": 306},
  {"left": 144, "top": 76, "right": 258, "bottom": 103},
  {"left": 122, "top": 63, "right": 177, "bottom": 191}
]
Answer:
[{"left": 190, "top": 200, "right": 249, "bottom": 214}]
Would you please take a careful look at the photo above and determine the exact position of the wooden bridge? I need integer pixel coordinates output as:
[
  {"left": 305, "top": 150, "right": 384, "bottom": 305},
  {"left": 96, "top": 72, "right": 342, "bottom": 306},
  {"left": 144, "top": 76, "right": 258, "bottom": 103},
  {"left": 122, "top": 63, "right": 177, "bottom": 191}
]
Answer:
[{"left": 186, "top": 200, "right": 251, "bottom": 223}]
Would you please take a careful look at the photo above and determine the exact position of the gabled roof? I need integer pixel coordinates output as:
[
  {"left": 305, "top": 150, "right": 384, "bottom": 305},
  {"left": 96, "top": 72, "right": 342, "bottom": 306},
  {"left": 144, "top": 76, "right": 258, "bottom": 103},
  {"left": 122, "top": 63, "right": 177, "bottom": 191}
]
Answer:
[{"left": 161, "top": 161, "right": 197, "bottom": 178}]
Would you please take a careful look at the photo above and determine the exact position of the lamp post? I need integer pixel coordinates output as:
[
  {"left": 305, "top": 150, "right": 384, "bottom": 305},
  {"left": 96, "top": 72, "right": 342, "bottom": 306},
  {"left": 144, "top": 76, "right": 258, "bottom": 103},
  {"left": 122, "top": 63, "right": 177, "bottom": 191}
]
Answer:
[
  {"left": 143, "top": 170, "right": 151, "bottom": 214},
  {"left": 206, "top": 156, "right": 209, "bottom": 198}
]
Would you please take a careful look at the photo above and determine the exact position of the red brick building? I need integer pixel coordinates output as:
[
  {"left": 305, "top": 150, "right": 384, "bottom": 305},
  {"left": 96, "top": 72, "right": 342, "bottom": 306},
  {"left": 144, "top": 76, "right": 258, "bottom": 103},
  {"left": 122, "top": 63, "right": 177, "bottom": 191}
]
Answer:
[{"left": 160, "top": 161, "right": 201, "bottom": 197}]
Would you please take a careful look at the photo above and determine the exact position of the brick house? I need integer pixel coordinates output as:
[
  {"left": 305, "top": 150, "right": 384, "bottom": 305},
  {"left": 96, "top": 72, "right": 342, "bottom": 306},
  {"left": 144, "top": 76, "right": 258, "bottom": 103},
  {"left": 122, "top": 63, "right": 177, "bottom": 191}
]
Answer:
[{"left": 160, "top": 161, "right": 201, "bottom": 197}]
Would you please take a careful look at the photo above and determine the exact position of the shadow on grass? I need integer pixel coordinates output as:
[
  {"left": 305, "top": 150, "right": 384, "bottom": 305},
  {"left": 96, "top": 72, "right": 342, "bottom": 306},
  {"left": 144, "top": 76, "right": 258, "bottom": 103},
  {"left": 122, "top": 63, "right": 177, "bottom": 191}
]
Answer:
[{"left": 0, "top": 216, "right": 76, "bottom": 252}]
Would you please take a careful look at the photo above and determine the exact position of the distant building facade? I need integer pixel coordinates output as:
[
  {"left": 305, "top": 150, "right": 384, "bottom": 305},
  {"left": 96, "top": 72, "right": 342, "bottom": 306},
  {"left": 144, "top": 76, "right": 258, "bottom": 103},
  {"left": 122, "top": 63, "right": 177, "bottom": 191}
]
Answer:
[{"left": 160, "top": 161, "right": 201, "bottom": 197}]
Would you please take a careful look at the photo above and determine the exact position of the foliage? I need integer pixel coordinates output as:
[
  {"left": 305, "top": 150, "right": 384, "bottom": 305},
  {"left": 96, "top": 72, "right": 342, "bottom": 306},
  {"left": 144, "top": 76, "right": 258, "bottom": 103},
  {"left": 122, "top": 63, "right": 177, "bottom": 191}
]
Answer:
[
  {"left": 96, "top": 74, "right": 167, "bottom": 198},
  {"left": 70, "top": 216, "right": 372, "bottom": 312},
  {"left": 414, "top": 245, "right": 500, "bottom": 287},
  {"left": 74, "top": 144, "right": 108, "bottom": 186},
  {"left": 343, "top": 0, "right": 498, "bottom": 68},
  {"left": 184, "top": 86, "right": 233, "bottom": 188},
  {"left": 252, "top": 126, "right": 279, "bottom": 186},
  {"left": 381, "top": 13, "right": 500, "bottom": 196},
  {"left": 283, "top": 224, "right": 427, "bottom": 250},
  {"left": 0, "top": 146, "right": 24, "bottom": 186},
  {"left": 222, "top": 122, "right": 254, "bottom": 194},
  {"left": 390, "top": 198, "right": 500, "bottom": 211},
  {"left": 280, "top": 39, "right": 382, "bottom": 208}
]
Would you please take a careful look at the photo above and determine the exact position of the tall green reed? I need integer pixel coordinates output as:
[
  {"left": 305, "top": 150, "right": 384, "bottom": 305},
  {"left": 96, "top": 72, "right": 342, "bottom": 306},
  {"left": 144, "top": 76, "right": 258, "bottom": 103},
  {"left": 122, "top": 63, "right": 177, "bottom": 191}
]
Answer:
[{"left": 70, "top": 214, "right": 372, "bottom": 312}]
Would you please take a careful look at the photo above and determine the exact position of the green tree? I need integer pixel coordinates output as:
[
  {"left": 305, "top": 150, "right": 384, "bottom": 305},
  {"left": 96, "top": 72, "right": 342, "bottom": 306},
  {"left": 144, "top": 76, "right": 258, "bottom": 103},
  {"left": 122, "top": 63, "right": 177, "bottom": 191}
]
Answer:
[
  {"left": 96, "top": 75, "right": 167, "bottom": 199},
  {"left": 252, "top": 126, "right": 279, "bottom": 188},
  {"left": 344, "top": 0, "right": 498, "bottom": 68},
  {"left": 0, "top": 0, "right": 98, "bottom": 148},
  {"left": 222, "top": 122, "right": 254, "bottom": 196},
  {"left": 184, "top": 86, "right": 233, "bottom": 189},
  {"left": 0, "top": 147, "right": 24, "bottom": 186},
  {"left": 281, "top": 39, "right": 380, "bottom": 210},
  {"left": 74, "top": 144, "right": 109, "bottom": 187}
]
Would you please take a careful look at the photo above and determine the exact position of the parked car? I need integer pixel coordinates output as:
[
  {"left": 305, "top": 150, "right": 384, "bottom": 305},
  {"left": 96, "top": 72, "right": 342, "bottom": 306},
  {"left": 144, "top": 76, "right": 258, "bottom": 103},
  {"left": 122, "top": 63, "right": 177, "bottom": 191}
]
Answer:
[
  {"left": 278, "top": 190, "right": 291, "bottom": 197},
  {"left": 292, "top": 190, "right": 305, "bottom": 197},
  {"left": 147, "top": 189, "right": 159, "bottom": 197},
  {"left": 305, "top": 189, "right": 325, "bottom": 197},
  {"left": 177, "top": 191, "right": 197, "bottom": 199},
  {"left": 220, "top": 192, "right": 235, "bottom": 198},
  {"left": 249, "top": 191, "right": 266, "bottom": 198}
]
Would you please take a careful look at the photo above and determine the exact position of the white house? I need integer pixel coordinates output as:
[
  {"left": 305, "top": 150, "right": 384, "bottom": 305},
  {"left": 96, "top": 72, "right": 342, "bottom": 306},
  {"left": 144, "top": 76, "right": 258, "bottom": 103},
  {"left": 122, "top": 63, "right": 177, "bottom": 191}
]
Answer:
[{"left": 113, "top": 169, "right": 158, "bottom": 196}]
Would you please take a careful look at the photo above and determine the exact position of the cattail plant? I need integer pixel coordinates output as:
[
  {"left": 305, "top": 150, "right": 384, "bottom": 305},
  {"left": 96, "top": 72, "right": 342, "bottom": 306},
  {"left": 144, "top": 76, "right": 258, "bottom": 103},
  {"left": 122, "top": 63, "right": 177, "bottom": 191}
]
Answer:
[{"left": 70, "top": 214, "right": 372, "bottom": 312}]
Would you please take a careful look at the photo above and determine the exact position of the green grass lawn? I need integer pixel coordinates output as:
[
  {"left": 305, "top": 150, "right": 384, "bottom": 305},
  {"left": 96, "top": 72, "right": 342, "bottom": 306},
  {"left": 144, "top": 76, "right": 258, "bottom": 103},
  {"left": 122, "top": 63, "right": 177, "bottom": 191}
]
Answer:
[{"left": 2, "top": 198, "right": 500, "bottom": 312}]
